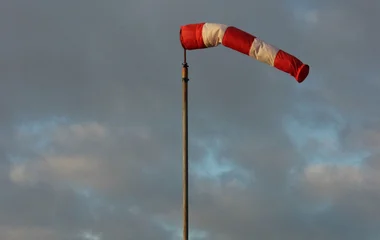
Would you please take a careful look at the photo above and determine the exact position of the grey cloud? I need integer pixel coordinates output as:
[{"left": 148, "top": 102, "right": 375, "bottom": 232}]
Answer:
[{"left": 1, "top": 0, "right": 380, "bottom": 239}]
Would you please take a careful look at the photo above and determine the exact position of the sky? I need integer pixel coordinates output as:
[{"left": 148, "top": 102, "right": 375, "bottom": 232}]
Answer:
[{"left": 0, "top": 0, "right": 380, "bottom": 239}]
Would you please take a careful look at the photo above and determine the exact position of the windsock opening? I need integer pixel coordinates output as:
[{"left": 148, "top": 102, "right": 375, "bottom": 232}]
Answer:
[{"left": 296, "top": 64, "right": 309, "bottom": 83}]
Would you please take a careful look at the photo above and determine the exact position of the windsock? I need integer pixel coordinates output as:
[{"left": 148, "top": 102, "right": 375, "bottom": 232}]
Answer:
[{"left": 180, "top": 22, "right": 309, "bottom": 83}]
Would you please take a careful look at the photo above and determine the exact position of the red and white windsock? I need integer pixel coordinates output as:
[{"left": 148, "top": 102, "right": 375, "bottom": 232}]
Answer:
[{"left": 180, "top": 22, "right": 309, "bottom": 83}]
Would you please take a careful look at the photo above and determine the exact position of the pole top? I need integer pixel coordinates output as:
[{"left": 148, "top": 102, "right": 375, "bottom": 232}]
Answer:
[
  {"left": 183, "top": 48, "right": 187, "bottom": 64},
  {"left": 182, "top": 49, "right": 189, "bottom": 82}
]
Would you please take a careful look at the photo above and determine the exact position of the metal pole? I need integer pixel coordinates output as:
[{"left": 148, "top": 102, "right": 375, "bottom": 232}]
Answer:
[{"left": 182, "top": 49, "right": 189, "bottom": 240}]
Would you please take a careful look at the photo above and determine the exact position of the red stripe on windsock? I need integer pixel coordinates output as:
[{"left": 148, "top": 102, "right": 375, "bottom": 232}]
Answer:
[
  {"left": 222, "top": 27, "right": 256, "bottom": 55},
  {"left": 180, "top": 23, "right": 206, "bottom": 50},
  {"left": 273, "top": 50, "right": 310, "bottom": 83}
]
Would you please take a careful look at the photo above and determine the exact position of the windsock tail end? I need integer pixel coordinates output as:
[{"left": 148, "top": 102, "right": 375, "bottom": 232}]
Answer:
[{"left": 295, "top": 64, "right": 309, "bottom": 83}]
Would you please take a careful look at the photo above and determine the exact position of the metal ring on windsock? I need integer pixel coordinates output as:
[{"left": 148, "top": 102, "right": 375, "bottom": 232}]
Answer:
[{"left": 180, "top": 23, "right": 309, "bottom": 83}]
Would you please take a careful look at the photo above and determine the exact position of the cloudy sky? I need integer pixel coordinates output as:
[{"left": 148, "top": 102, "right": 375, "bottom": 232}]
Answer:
[{"left": 1, "top": 0, "right": 380, "bottom": 239}]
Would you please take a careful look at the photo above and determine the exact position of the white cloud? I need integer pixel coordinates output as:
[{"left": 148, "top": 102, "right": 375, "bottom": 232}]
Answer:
[
  {"left": 304, "top": 163, "right": 363, "bottom": 186},
  {"left": 0, "top": 226, "right": 58, "bottom": 240},
  {"left": 9, "top": 154, "right": 104, "bottom": 188},
  {"left": 53, "top": 122, "right": 108, "bottom": 145},
  {"left": 9, "top": 121, "right": 112, "bottom": 189},
  {"left": 301, "top": 162, "right": 380, "bottom": 200},
  {"left": 294, "top": 8, "right": 319, "bottom": 25},
  {"left": 78, "top": 230, "right": 102, "bottom": 240}
]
